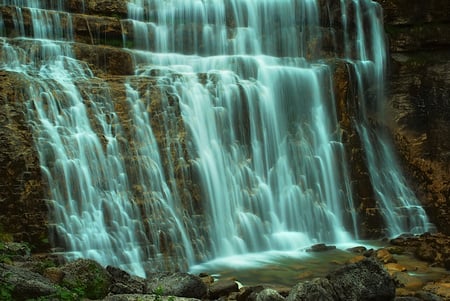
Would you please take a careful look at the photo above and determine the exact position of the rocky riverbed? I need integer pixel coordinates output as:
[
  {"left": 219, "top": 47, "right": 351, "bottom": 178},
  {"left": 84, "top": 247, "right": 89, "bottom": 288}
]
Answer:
[{"left": 1, "top": 233, "right": 449, "bottom": 301}]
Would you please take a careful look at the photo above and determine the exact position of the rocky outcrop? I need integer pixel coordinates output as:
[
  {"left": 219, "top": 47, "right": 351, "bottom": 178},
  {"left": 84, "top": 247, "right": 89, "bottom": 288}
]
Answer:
[{"left": 376, "top": 0, "right": 450, "bottom": 233}]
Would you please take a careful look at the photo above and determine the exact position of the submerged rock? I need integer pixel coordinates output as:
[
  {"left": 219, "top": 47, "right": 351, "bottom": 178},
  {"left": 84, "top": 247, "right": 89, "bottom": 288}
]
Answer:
[{"left": 306, "top": 244, "right": 337, "bottom": 252}]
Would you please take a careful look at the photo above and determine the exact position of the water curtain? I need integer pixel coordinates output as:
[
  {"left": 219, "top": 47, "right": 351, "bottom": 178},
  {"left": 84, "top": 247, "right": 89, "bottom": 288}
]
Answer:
[{"left": 0, "top": 0, "right": 432, "bottom": 276}]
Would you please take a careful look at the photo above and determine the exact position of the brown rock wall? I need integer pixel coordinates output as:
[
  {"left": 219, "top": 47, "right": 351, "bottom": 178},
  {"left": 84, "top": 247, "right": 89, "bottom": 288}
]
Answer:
[
  {"left": 379, "top": 0, "right": 450, "bottom": 233},
  {"left": 0, "top": 71, "right": 48, "bottom": 250}
]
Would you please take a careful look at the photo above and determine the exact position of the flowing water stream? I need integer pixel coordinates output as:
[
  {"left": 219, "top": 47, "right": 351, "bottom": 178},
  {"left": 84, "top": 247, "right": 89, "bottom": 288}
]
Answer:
[{"left": 0, "top": 0, "right": 433, "bottom": 276}]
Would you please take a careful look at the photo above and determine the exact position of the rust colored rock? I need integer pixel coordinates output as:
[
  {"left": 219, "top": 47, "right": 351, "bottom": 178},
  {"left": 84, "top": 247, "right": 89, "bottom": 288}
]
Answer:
[
  {"left": 65, "top": 0, "right": 128, "bottom": 18},
  {"left": 72, "top": 43, "right": 134, "bottom": 75},
  {"left": 0, "top": 71, "right": 48, "bottom": 252}
]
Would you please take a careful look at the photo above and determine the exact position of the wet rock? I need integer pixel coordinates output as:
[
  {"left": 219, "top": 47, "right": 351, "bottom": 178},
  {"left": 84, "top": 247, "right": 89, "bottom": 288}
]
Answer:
[
  {"left": 376, "top": 249, "right": 397, "bottom": 263},
  {"left": 0, "top": 263, "right": 57, "bottom": 301},
  {"left": 347, "top": 255, "right": 366, "bottom": 264},
  {"left": 0, "top": 242, "right": 30, "bottom": 258},
  {"left": 60, "top": 258, "right": 111, "bottom": 299},
  {"left": 287, "top": 278, "right": 337, "bottom": 301},
  {"left": 422, "top": 276, "right": 450, "bottom": 300},
  {"left": 145, "top": 272, "right": 207, "bottom": 299},
  {"left": 346, "top": 246, "right": 367, "bottom": 254},
  {"left": 393, "top": 272, "right": 424, "bottom": 291},
  {"left": 414, "top": 291, "right": 444, "bottom": 301},
  {"left": 385, "top": 263, "right": 408, "bottom": 274},
  {"left": 208, "top": 279, "right": 239, "bottom": 299},
  {"left": 106, "top": 265, "right": 145, "bottom": 294},
  {"left": 389, "top": 233, "right": 450, "bottom": 268},
  {"left": 306, "top": 244, "right": 336, "bottom": 252},
  {"left": 237, "top": 285, "right": 265, "bottom": 301},
  {"left": 256, "top": 288, "right": 285, "bottom": 301},
  {"left": 43, "top": 266, "right": 64, "bottom": 284},
  {"left": 326, "top": 258, "right": 396, "bottom": 301},
  {"left": 103, "top": 294, "right": 201, "bottom": 301}
]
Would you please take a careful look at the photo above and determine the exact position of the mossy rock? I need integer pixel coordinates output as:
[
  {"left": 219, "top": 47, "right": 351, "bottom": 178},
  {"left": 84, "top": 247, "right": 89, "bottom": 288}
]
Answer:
[{"left": 60, "top": 259, "right": 111, "bottom": 299}]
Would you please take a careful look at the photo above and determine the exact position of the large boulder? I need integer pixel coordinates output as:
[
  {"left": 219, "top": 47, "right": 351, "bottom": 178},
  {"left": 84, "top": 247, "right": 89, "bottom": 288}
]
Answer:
[
  {"left": 0, "top": 263, "right": 57, "bottom": 301},
  {"left": 326, "top": 258, "right": 396, "bottom": 301},
  {"left": 287, "top": 278, "right": 337, "bottom": 301},
  {"left": 145, "top": 272, "right": 207, "bottom": 299},
  {"left": 287, "top": 258, "right": 395, "bottom": 301},
  {"left": 59, "top": 258, "right": 111, "bottom": 299}
]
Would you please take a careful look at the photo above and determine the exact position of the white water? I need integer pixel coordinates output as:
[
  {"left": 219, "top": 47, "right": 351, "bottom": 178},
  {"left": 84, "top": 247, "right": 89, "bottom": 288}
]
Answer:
[{"left": 0, "top": 0, "right": 432, "bottom": 276}]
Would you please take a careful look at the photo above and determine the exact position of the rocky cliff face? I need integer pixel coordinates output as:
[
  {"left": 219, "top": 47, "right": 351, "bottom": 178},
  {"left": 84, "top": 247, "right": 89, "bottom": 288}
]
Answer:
[
  {"left": 376, "top": 0, "right": 450, "bottom": 233},
  {"left": 0, "top": 0, "right": 448, "bottom": 253}
]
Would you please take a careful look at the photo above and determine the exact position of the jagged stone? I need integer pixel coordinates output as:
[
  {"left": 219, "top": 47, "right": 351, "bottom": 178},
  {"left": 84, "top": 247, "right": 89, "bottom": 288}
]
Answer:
[
  {"left": 286, "top": 278, "right": 337, "bottom": 301},
  {"left": 326, "top": 258, "right": 396, "bottom": 301},
  {"left": 59, "top": 259, "right": 112, "bottom": 300},
  {"left": 0, "top": 263, "right": 57, "bottom": 301},
  {"left": 208, "top": 279, "right": 239, "bottom": 299},
  {"left": 145, "top": 272, "right": 207, "bottom": 299},
  {"left": 256, "top": 288, "right": 285, "bottom": 301},
  {"left": 107, "top": 265, "right": 146, "bottom": 294}
]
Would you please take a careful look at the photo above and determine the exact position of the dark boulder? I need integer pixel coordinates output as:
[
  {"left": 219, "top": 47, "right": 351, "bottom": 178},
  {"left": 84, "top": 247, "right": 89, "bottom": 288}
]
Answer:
[
  {"left": 256, "top": 288, "right": 285, "bottom": 301},
  {"left": 0, "top": 263, "right": 57, "bottom": 301},
  {"left": 59, "top": 258, "right": 111, "bottom": 299},
  {"left": 287, "top": 258, "right": 395, "bottom": 301},
  {"left": 107, "top": 265, "right": 146, "bottom": 294},
  {"left": 145, "top": 272, "right": 207, "bottom": 299},
  {"left": 326, "top": 258, "right": 396, "bottom": 301},
  {"left": 208, "top": 279, "right": 239, "bottom": 299},
  {"left": 286, "top": 278, "right": 337, "bottom": 301}
]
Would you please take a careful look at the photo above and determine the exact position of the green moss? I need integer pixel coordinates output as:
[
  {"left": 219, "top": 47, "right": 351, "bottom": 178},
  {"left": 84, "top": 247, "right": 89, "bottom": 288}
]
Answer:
[
  {"left": 0, "top": 272, "right": 14, "bottom": 301},
  {"left": 61, "top": 260, "right": 110, "bottom": 300},
  {"left": 0, "top": 224, "right": 13, "bottom": 243},
  {"left": 102, "top": 38, "right": 135, "bottom": 49}
]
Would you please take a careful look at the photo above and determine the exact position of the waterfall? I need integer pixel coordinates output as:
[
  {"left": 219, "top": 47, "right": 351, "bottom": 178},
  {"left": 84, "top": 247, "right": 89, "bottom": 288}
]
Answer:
[{"left": 0, "top": 0, "right": 432, "bottom": 276}]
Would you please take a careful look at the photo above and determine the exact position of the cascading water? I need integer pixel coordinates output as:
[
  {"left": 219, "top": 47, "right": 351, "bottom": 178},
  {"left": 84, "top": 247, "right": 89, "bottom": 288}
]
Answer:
[{"left": 0, "top": 0, "right": 433, "bottom": 276}]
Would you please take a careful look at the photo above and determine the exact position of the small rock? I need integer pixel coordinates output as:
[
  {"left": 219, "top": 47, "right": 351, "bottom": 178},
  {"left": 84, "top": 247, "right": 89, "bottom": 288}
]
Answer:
[
  {"left": 208, "top": 279, "right": 239, "bottom": 299},
  {"left": 347, "top": 255, "right": 366, "bottom": 264},
  {"left": 43, "top": 266, "right": 64, "bottom": 284},
  {"left": 393, "top": 272, "right": 424, "bottom": 290},
  {"left": 422, "top": 277, "right": 450, "bottom": 300},
  {"left": 199, "top": 273, "right": 215, "bottom": 286},
  {"left": 415, "top": 243, "right": 438, "bottom": 263},
  {"left": 376, "top": 248, "right": 396, "bottom": 263},
  {"left": 256, "top": 288, "right": 285, "bottom": 301},
  {"left": 347, "top": 246, "right": 367, "bottom": 254},
  {"left": 385, "top": 263, "right": 408, "bottom": 274},
  {"left": 237, "top": 285, "right": 265, "bottom": 301},
  {"left": 306, "top": 244, "right": 336, "bottom": 252}
]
